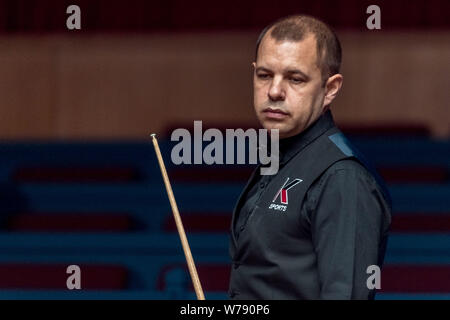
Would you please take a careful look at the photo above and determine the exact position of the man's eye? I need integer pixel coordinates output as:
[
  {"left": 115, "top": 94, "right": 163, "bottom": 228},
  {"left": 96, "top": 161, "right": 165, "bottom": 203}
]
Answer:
[
  {"left": 257, "top": 74, "right": 271, "bottom": 79},
  {"left": 290, "top": 78, "right": 304, "bottom": 84}
]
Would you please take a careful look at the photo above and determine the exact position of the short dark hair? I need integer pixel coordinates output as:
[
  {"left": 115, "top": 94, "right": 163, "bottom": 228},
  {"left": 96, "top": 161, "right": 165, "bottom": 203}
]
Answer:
[{"left": 255, "top": 15, "right": 342, "bottom": 83}]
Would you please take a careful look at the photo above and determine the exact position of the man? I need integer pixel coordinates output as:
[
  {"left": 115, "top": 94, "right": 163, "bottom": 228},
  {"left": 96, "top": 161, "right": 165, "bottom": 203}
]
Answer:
[{"left": 228, "top": 15, "right": 391, "bottom": 300}]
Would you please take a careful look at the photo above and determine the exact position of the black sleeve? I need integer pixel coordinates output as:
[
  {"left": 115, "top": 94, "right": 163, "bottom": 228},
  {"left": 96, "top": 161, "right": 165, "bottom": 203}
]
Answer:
[{"left": 306, "top": 160, "right": 391, "bottom": 299}]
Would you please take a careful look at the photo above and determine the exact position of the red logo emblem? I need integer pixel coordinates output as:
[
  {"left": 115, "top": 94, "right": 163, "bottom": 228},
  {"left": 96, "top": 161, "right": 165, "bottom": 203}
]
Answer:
[{"left": 272, "top": 177, "right": 303, "bottom": 205}]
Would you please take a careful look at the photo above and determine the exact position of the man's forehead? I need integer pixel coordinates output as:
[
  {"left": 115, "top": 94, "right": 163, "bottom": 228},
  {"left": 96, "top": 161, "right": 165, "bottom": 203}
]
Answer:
[{"left": 256, "top": 33, "right": 319, "bottom": 71}]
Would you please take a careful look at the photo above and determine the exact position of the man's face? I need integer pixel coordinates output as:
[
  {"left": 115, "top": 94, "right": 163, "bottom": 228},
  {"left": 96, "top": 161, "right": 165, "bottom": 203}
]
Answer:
[{"left": 253, "top": 33, "right": 327, "bottom": 139}]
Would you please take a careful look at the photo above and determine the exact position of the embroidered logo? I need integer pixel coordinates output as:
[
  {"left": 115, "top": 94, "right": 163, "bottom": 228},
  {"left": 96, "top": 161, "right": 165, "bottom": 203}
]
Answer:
[{"left": 269, "top": 177, "right": 303, "bottom": 212}]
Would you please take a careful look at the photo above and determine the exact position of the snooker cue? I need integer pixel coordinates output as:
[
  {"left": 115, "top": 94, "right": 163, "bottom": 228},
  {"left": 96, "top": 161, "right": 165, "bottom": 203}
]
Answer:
[{"left": 150, "top": 133, "right": 205, "bottom": 300}]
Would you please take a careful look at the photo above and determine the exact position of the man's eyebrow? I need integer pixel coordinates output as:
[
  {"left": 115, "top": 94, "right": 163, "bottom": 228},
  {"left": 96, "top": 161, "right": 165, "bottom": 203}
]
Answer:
[
  {"left": 285, "top": 69, "right": 310, "bottom": 80},
  {"left": 255, "top": 67, "right": 273, "bottom": 73},
  {"left": 255, "top": 66, "right": 310, "bottom": 80}
]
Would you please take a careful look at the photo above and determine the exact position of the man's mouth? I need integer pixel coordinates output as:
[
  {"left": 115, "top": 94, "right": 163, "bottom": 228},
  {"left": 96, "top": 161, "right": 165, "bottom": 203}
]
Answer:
[{"left": 263, "top": 107, "right": 289, "bottom": 119}]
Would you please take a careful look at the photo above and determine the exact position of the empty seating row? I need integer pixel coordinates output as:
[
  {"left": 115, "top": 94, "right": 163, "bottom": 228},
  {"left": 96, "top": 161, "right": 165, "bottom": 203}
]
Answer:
[
  {"left": 2, "top": 182, "right": 448, "bottom": 216},
  {"left": 0, "top": 243, "right": 447, "bottom": 298},
  {"left": 7, "top": 164, "right": 447, "bottom": 184},
  {"left": 0, "top": 138, "right": 448, "bottom": 183}
]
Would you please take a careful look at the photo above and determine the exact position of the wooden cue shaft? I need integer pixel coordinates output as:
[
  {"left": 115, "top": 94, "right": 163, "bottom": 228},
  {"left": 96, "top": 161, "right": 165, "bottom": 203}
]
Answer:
[{"left": 150, "top": 134, "right": 205, "bottom": 300}]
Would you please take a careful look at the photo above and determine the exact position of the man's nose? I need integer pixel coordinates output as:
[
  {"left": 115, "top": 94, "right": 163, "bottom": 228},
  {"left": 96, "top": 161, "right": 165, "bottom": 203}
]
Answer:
[{"left": 268, "top": 77, "right": 285, "bottom": 101}]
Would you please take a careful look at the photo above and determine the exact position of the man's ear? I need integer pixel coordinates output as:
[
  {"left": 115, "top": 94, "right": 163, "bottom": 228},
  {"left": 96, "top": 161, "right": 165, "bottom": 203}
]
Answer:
[
  {"left": 323, "top": 73, "right": 343, "bottom": 107},
  {"left": 252, "top": 62, "right": 256, "bottom": 69}
]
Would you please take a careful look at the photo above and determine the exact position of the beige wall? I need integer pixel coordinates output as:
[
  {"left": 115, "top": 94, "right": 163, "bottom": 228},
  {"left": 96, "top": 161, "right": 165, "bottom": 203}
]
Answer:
[{"left": 0, "top": 31, "right": 448, "bottom": 140}]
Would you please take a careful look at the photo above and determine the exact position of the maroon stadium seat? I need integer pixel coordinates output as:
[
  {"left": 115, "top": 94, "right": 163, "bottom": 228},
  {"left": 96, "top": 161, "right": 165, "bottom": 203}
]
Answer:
[
  {"left": 7, "top": 213, "right": 133, "bottom": 232},
  {"left": 381, "top": 265, "right": 450, "bottom": 293},
  {"left": 378, "top": 166, "right": 448, "bottom": 184},
  {"left": 390, "top": 214, "right": 450, "bottom": 233},
  {"left": 0, "top": 263, "right": 128, "bottom": 290},
  {"left": 340, "top": 123, "right": 430, "bottom": 137},
  {"left": 13, "top": 166, "right": 139, "bottom": 183},
  {"left": 169, "top": 167, "right": 253, "bottom": 183},
  {"left": 157, "top": 263, "right": 230, "bottom": 292},
  {"left": 164, "top": 212, "right": 231, "bottom": 232}
]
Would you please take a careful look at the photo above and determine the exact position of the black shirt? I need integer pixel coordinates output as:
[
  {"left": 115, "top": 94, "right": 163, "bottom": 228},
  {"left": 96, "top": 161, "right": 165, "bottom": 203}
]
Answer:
[{"left": 231, "top": 111, "right": 391, "bottom": 299}]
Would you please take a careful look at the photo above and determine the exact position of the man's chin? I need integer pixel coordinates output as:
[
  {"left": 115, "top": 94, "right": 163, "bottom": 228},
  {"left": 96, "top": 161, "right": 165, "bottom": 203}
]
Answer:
[
  {"left": 261, "top": 124, "right": 290, "bottom": 139},
  {"left": 264, "top": 125, "right": 306, "bottom": 139}
]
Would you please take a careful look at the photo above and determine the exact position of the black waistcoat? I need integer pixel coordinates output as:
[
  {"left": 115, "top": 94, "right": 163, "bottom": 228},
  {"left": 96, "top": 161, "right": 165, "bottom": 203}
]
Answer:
[{"left": 228, "top": 111, "right": 390, "bottom": 299}]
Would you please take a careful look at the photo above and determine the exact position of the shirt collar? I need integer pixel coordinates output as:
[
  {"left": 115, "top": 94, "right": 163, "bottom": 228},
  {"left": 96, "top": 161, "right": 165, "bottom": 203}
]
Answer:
[{"left": 278, "top": 110, "right": 336, "bottom": 165}]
